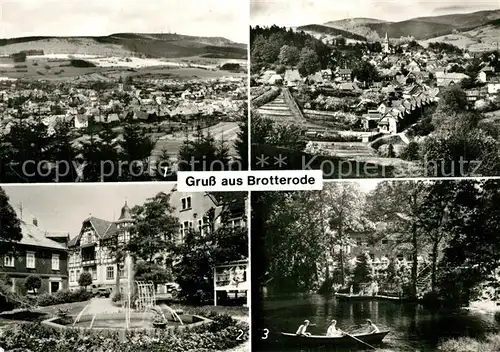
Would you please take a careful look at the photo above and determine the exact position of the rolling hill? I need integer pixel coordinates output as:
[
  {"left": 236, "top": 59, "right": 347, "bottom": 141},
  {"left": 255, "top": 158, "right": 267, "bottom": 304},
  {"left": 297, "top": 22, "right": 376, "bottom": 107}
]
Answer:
[
  {"left": 420, "top": 22, "right": 500, "bottom": 52},
  {"left": 321, "top": 9, "right": 500, "bottom": 40},
  {"left": 296, "top": 24, "right": 367, "bottom": 41},
  {"left": 0, "top": 33, "right": 247, "bottom": 59}
]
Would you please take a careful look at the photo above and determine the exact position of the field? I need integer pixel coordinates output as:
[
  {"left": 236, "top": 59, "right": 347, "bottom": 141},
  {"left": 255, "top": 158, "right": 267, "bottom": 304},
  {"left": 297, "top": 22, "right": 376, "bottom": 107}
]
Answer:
[
  {"left": 420, "top": 24, "right": 500, "bottom": 52},
  {"left": 0, "top": 55, "right": 244, "bottom": 81}
]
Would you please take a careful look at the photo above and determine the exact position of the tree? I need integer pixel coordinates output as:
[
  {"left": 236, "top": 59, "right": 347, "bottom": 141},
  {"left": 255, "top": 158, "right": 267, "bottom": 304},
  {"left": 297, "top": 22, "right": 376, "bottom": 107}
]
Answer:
[
  {"left": 437, "top": 86, "right": 468, "bottom": 114},
  {"left": 278, "top": 45, "right": 300, "bottom": 66},
  {"left": 352, "top": 252, "right": 374, "bottom": 290},
  {"left": 128, "top": 192, "right": 178, "bottom": 263},
  {"left": 24, "top": 275, "right": 41, "bottom": 295},
  {"left": 0, "top": 187, "right": 22, "bottom": 256},
  {"left": 251, "top": 111, "right": 306, "bottom": 151},
  {"left": 173, "top": 214, "right": 247, "bottom": 304},
  {"left": 366, "top": 181, "right": 428, "bottom": 299},
  {"left": 297, "top": 47, "right": 320, "bottom": 77},
  {"left": 235, "top": 107, "right": 249, "bottom": 170},
  {"left": 177, "top": 133, "right": 231, "bottom": 172},
  {"left": 78, "top": 271, "right": 92, "bottom": 290},
  {"left": 324, "top": 182, "right": 368, "bottom": 286},
  {"left": 352, "top": 61, "right": 380, "bottom": 86},
  {"left": 119, "top": 124, "right": 155, "bottom": 181},
  {"left": 135, "top": 262, "right": 172, "bottom": 290}
]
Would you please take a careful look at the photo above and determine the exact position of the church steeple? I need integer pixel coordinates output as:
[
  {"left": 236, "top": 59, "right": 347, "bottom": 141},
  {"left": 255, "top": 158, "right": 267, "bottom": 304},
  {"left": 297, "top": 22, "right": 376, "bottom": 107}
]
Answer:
[
  {"left": 118, "top": 201, "right": 132, "bottom": 221},
  {"left": 383, "top": 32, "right": 390, "bottom": 54}
]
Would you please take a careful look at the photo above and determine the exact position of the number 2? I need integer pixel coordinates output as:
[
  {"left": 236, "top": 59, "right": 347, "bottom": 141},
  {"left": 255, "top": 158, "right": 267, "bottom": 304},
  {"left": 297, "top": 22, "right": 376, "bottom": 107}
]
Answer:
[
  {"left": 236, "top": 329, "right": 244, "bottom": 340},
  {"left": 261, "top": 328, "right": 269, "bottom": 339}
]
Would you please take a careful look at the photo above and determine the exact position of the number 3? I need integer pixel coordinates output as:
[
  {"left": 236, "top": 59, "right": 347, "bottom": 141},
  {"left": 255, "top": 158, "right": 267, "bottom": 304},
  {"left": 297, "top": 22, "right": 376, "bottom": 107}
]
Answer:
[
  {"left": 236, "top": 329, "right": 244, "bottom": 340},
  {"left": 262, "top": 328, "right": 269, "bottom": 339}
]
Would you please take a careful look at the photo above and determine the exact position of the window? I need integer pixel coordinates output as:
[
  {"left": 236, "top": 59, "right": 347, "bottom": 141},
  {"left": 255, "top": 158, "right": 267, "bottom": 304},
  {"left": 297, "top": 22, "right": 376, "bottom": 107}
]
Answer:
[
  {"left": 52, "top": 254, "right": 60, "bottom": 270},
  {"left": 181, "top": 196, "right": 192, "bottom": 210},
  {"left": 70, "top": 270, "right": 74, "bottom": 282},
  {"left": 76, "top": 270, "right": 80, "bottom": 281},
  {"left": 4, "top": 255, "right": 14, "bottom": 267},
  {"left": 197, "top": 219, "right": 204, "bottom": 235},
  {"left": 119, "top": 264, "right": 125, "bottom": 278},
  {"left": 26, "top": 252, "right": 35, "bottom": 269},
  {"left": 92, "top": 268, "right": 97, "bottom": 280},
  {"left": 106, "top": 266, "right": 114, "bottom": 280}
]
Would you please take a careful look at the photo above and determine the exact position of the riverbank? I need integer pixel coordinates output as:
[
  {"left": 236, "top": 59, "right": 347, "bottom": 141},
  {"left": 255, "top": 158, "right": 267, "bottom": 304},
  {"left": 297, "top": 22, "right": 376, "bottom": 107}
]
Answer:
[
  {"left": 438, "top": 333, "right": 500, "bottom": 351},
  {"left": 465, "top": 300, "right": 500, "bottom": 315}
]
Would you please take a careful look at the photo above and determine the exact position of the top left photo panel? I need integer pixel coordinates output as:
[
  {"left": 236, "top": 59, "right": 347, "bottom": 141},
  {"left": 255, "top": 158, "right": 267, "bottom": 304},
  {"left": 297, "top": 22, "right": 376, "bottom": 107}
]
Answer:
[{"left": 0, "top": 0, "right": 249, "bottom": 183}]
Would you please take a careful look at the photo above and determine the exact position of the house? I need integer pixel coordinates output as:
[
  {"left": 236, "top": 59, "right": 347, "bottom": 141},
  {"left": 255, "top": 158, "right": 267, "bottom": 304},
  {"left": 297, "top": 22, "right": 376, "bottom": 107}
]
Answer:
[
  {"left": 68, "top": 202, "right": 134, "bottom": 292},
  {"left": 477, "top": 66, "right": 495, "bottom": 83},
  {"left": 336, "top": 68, "right": 352, "bottom": 82},
  {"left": 321, "top": 69, "right": 333, "bottom": 81},
  {"left": 284, "top": 69, "right": 302, "bottom": 87},
  {"left": 268, "top": 74, "right": 283, "bottom": 85},
  {"left": 487, "top": 80, "right": 500, "bottom": 95},
  {"left": 74, "top": 115, "right": 88, "bottom": 129},
  {"left": 362, "top": 110, "right": 382, "bottom": 130},
  {"left": 435, "top": 72, "right": 469, "bottom": 87},
  {"left": 1, "top": 216, "right": 69, "bottom": 294}
]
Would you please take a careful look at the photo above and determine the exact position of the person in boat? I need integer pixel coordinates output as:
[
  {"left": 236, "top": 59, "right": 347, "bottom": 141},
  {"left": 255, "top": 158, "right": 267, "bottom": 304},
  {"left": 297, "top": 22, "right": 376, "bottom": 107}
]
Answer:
[
  {"left": 326, "top": 319, "right": 343, "bottom": 337},
  {"left": 365, "top": 319, "right": 380, "bottom": 334},
  {"left": 296, "top": 320, "right": 311, "bottom": 336}
]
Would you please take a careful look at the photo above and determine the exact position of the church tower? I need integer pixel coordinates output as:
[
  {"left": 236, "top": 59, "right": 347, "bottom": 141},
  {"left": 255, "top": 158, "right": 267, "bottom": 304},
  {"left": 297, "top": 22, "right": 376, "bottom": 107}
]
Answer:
[{"left": 383, "top": 32, "right": 390, "bottom": 54}]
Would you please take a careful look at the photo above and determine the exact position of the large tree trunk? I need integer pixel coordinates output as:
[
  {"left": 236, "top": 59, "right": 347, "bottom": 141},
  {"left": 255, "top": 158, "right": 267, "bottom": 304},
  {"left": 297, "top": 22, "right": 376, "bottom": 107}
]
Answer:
[
  {"left": 431, "top": 241, "right": 438, "bottom": 293},
  {"left": 411, "top": 222, "right": 418, "bottom": 299}
]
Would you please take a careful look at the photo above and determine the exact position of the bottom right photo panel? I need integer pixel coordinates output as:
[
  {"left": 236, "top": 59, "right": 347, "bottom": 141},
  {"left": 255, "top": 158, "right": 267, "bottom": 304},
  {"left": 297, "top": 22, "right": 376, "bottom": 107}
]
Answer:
[{"left": 251, "top": 179, "right": 500, "bottom": 352}]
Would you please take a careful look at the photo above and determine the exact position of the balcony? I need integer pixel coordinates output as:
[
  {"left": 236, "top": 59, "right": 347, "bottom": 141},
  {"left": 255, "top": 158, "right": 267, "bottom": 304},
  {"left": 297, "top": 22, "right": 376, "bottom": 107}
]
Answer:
[{"left": 82, "top": 259, "right": 96, "bottom": 266}]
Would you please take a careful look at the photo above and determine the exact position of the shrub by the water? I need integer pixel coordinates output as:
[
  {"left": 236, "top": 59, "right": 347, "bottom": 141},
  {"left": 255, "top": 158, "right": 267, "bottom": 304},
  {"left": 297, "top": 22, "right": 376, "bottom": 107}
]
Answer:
[{"left": 438, "top": 334, "right": 500, "bottom": 351}]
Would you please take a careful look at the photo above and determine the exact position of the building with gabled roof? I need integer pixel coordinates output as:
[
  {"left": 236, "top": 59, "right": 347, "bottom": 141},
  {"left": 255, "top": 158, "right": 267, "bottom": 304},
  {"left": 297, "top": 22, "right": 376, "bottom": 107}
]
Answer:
[
  {"left": 68, "top": 202, "right": 133, "bottom": 291},
  {"left": 1, "top": 211, "right": 69, "bottom": 294}
]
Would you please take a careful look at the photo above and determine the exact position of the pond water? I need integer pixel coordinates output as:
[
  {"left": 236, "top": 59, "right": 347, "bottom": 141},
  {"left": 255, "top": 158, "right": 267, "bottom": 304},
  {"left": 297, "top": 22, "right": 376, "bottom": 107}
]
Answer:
[{"left": 255, "top": 294, "right": 500, "bottom": 352}]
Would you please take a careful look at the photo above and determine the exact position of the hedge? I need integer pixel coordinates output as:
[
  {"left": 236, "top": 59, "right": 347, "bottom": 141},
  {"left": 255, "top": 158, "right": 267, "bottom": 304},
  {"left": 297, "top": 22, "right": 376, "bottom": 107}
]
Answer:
[
  {"left": 36, "top": 289, "right": 91, "bottom": 307},
  {"left": 0, "top": 313, "right": 249, "bottom": 352},
  {"left": 251, "top": 86, "right": 280, "bottom": 108}
]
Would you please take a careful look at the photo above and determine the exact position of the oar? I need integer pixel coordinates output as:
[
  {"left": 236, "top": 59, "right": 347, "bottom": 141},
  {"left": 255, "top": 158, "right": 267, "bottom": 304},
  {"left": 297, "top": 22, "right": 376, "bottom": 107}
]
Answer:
[{"left": 342, "top": 331, "right": 376, "bottom": 350}]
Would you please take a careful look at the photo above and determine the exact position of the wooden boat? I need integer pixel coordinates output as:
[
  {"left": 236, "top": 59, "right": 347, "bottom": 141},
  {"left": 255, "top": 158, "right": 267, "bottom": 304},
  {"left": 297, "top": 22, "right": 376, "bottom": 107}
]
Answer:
[
  {"left": 335, "top": 293, "right": 374, "bottom": 301},
  {"left": 280, "top": 330, "right": 390, "bottom": 348}
]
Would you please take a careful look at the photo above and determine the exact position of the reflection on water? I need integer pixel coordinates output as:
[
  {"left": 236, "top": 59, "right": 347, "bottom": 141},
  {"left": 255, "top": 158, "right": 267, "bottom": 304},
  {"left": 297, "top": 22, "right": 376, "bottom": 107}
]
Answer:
[{"left": 256, "top": 294, "right": 499, "bottom": 352}]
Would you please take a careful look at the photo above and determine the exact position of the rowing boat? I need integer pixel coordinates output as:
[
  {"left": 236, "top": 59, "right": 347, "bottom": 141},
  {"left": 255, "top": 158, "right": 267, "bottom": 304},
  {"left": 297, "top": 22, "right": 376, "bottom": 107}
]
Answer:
[{"left": 280, "top": 330, "right": 389, "bottom": 348}]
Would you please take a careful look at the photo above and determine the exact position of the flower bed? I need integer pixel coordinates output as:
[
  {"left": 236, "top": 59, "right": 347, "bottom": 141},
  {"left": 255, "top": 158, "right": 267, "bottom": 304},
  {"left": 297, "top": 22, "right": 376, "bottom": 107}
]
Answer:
[{"left": 0, "top": 313, "right": 249, "bottom": 352}]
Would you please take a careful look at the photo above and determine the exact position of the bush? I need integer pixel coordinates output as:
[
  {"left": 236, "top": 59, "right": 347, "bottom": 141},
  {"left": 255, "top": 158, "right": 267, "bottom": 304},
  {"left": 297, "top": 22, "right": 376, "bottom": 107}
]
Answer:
[
  {"left": 35, "top": 288, "right": 91, "bottom": 307},
  {"left": 0, "top": 311, "right": 249, "bottom": 352},
  {"left": 69, "top": 59, "right": 96, "bottom": 68},
  {"left": 78, "top": 271, "right": 92, "bottom": 289},
  {"left": 25, "top": 275, "right": 42, "bottom": 294},
  {"left": 252, "top": 87, "right": 281, "bottom": 108},
  {"left": 112, "top": 292, "right": 122, "bottom": 303},
  {"left": 36, "top": 293, "right": 56, "bottom": 307}
]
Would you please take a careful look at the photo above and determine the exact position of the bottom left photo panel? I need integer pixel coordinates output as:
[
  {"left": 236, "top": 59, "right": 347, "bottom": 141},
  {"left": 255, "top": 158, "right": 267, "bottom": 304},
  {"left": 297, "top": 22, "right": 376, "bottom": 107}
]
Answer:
[{"left": 0, "top": 183, "right": 249, "bottom": 352}]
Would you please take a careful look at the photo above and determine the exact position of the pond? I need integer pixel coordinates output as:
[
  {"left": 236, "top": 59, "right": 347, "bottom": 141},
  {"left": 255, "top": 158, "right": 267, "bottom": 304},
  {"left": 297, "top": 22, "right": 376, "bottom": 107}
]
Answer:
[{"left": 254, "top": 294, "right": 500, "bottom": 352}]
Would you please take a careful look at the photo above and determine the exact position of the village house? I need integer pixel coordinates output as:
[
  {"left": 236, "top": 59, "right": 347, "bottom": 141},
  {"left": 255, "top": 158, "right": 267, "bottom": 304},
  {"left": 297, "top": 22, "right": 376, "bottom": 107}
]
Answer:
[
  {"left": 336, "top": 68, "right": 352, "bottom": 82},
  {"left": 284, "top": 69, "right": 302, "bottom": 87},
  {"left": 435, "top": 72, "right": 470, "bottom": 87},
  {"left": 1, "top": 213, "right": 69, "bottom": 294}
]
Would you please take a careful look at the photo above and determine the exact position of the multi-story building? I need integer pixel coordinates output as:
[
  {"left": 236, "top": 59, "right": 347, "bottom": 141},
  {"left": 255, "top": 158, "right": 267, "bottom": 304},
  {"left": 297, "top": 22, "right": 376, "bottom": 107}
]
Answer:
[
  {"left": 1, "top": 217, "right": 69, "bottom": 294},
  {"left": 68, "top": 202, "right": 133, "bottom": 291},
  {"left": 68, "top": 190, "right": 247, "bottom": 294}
]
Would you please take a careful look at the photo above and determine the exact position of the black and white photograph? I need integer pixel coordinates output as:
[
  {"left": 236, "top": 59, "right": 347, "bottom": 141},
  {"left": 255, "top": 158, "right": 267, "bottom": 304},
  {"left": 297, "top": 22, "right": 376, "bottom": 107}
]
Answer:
[
  {"left": 0, "top": 184, "right": 249, "bottom": 351},
  {"left": 0, "top": 0, "right": 249, "bottom": 183},
  {"left": 252, "top": 179, "right": 500, "bottom": 351},
  {"left": 250, "top": 0, "right": 500, "bottom": 178}
]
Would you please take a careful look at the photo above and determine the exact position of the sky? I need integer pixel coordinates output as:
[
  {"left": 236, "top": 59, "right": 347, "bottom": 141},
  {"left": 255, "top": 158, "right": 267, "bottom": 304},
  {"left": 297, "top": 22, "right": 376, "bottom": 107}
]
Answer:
[
  {"left": 3, "top": 183, "right": 176, "bottom": 238},
  {"left": 0, "top": 0, "right": 249, "bottom": 43},
  {"left": 251, "top": 0, "right": 500, "bottom": 27}
]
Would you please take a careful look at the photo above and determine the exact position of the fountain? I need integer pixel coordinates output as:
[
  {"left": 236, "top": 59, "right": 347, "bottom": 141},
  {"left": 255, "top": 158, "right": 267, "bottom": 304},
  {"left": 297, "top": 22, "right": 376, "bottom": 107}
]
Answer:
[{"left": 42, "top": 254, "right": 211, "bottom": 339}]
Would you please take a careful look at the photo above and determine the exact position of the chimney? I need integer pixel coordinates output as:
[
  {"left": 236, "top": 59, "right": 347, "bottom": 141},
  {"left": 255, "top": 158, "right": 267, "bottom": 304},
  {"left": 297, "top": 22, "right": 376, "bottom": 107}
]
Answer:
[{"left": 33, "top": 218, "right": 38, "bottom": 226}]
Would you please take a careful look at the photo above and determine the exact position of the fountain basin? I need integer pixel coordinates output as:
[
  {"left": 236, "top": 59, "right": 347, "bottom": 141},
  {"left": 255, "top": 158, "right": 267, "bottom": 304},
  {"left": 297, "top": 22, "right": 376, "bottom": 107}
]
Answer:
[{"left": 42, "top": 312, "right": 211, "bottom": 331}]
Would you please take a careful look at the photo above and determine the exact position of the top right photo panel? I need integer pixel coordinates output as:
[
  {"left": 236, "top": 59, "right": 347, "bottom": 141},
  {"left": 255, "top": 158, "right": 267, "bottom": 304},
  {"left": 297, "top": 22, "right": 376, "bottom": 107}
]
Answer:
[{"left": 250, "top": 0, "right": 500, "bottom": 178}]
